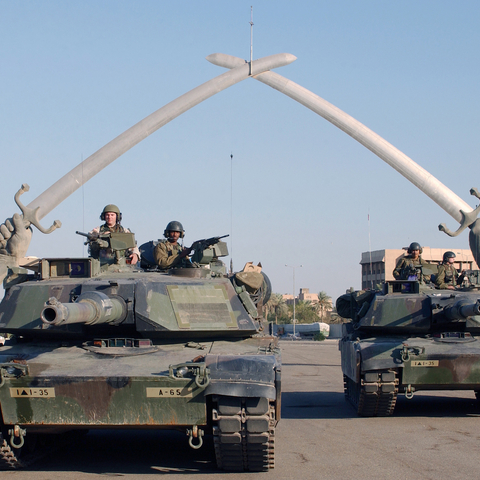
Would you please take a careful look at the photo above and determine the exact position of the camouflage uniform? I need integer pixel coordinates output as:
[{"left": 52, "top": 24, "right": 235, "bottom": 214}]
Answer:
[
  {"left": 435, "top": 264, "right": 465, "bottom": 289},
  {"left": 89, "top": 224, "right": 140, "bottom": 263},
  {"left": 393, "top": 255, "right": 429, "bottom": 281},
  {"left": 153, "top": 240, "right": 187, "bottom": 270}
]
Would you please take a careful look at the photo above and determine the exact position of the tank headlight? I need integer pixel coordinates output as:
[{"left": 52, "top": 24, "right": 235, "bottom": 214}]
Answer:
[
  {"left": 176, "top": 366, "right": 189, "bottom": 378},
  {"left": 6, "top": 366, "right": 21, "bottom": 377}
]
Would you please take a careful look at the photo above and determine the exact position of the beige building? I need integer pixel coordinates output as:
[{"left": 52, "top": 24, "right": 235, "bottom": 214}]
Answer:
[
  {"left": 360, "top": 247, "right": 478, "bottom": 290},
  {"left": 282, "top": 288, "right": 318, "bottom": 305}
]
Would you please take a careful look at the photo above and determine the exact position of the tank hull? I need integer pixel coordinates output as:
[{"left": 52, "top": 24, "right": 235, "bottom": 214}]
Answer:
[{"left": 0, "top": 336, "right": 280, "bottom": 469}]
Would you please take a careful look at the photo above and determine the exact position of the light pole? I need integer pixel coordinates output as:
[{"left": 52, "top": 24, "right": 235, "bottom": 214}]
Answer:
[{"left": 285, "top": 264, "right": 302, "bottom": 337}]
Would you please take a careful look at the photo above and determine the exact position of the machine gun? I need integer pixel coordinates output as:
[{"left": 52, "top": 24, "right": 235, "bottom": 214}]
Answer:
[
  {"left": 401, "top": 264, "right": 423, "bottom": 281},
  {"left": 189, "top": 235, "right": 229, "bottom": 265},
  {"left": 76, "top": 230, "right": 109, "bottom": 248},
  {"left": 76, "top": 230, "right": 136, "bottom": 265},
  {"left": 189, "top": 234, "right": 229, "bottom": 252}
]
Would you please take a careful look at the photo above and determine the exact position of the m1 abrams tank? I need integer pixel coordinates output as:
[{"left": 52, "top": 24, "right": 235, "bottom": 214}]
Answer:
[
  {"left": 0, "top": 227, "right": 279, "bottom": 471},
  {"left": 338, "top": 265, "right": 480, "bottom": 416}
]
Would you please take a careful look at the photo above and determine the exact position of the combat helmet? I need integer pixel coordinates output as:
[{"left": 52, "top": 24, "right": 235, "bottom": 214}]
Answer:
[
  {"left": 443, "top": 251, "right": 456, "bottom": 263},
  {"left": 100, "top": 204, "right": 122, "bottom": 223},
  {"left": 164, "top": 221, "right": 184, "bottom": 238},
  {"left": 408, "top": 242, "right": 422, "bottom": 254}
]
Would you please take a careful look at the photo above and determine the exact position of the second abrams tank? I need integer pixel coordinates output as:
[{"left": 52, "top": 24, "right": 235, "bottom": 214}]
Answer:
[
  {"left": 0, "top": 232, "right": 280, "bottom": 471},
  {"left": 338, "top": 269, "right": 480, "bottom": 416}
]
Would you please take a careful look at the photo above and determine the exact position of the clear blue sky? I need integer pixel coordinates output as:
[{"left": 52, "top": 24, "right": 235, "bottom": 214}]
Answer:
[{"left": 1, "top": 1, "right": 480, "bottom": 302}]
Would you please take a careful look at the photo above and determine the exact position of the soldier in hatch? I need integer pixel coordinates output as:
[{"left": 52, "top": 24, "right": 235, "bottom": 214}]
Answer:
[
  {"left": 435, "top": 251, "right": 466, "bottom": 290},
  {"left": 89, "top": 204, "right": 140, "bottom": 264},
  {"left": 393, "top": 242, "right": 430, "bottom": 282},
  {"left": 154, "top": 221, "right": 192, "bottom": 270}
]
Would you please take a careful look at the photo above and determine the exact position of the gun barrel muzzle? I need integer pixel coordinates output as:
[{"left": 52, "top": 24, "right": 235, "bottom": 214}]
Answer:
[
  {"left": 444, "top": 299, "right": 480, "bottom": 321},
  {"left": 41, "top": 291, "right": 126, "bottom": 326}
]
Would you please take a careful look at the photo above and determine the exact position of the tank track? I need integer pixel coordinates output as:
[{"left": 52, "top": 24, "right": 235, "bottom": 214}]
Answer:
[
  {"left": 344, "top": 371, "right": 398, "bottom": 417},
  {"left": 0, "top": 430, "right": 86, "bottom": 470},
  {"left": 212, "top": 395, "right": 275, "bottom": 471},
  {"left": 0, "top": 431, "right": 27, "bottom": 469}
]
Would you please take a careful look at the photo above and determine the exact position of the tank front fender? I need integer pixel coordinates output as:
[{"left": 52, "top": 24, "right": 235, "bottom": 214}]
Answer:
[
  {"left": 341, "top": 338, "right": 405, "bottom": 379},
  {"left": 204, "top": 354, "right": 278, "bottom": 400},
  {"left": 356, "top": 339, "right": 404, "bottom": 373}
]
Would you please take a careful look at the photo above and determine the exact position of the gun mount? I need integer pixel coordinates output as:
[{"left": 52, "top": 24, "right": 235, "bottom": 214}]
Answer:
[{"left": 76, "top": 230, "right": 136, "bottom": 267}]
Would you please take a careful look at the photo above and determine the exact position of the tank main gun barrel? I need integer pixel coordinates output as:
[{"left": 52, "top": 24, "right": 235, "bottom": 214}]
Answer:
[
  {"left": 41, "top": 291, "right": 126, "bottom": 326},
  {"left": 443, "top": 299, "right": 480, "bottom": 321}
]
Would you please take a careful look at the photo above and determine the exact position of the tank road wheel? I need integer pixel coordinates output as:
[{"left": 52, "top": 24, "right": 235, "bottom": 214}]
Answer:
[
  {"left": 344, "top": 372, "right": 398, "bottom": 417},
  {"left": 212, "top": 395, "right": 276, "bottom": 471}
]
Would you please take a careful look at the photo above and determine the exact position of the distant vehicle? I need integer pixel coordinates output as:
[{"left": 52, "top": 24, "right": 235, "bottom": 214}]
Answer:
[
  {"left": 272, "top": 322, "right": 329, "bottom": 339},
  {"left": 338, "top": 266, "right": 480, "bottom": 416}
]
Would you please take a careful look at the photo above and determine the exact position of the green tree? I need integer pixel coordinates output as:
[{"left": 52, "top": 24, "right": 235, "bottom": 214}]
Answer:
[
  {"left": 290, "top": 300, "right": 319, "bottom": 324},
  {"left": 265, "top": 293, "right": 289, "bottom": 324},
  {"left": 316, "top": 291, "right": 332, "bottom": 321}
]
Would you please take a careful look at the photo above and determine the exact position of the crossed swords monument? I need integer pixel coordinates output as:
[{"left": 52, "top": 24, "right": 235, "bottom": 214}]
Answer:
[{"left": 1, "top": 51, "right": 479, "bottom": 282}]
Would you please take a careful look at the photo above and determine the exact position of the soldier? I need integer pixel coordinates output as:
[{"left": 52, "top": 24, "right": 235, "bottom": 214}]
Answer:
[
  {"left": 435, "top": 251, "right": 466, "bottom": 290},
  {"left": 89, "top": 204, "right": 139, "bottom": 264},
  {"left": 153, "top": 221, "right": 192, "bottom": 270},
  {"left": 393, "top": 242, "right": 430, "bottom": 281}
]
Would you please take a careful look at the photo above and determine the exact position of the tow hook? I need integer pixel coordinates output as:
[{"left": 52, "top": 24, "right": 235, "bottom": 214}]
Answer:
[
  {"left": 169, "top": 362, "right": 210, "bottom": 388},
  {"left": 405, "top": 384, "right": 415, "bottom": 400},
  {"left": 8, "top": 425, "right": 26, "bottom": 449},
  {"left": 186, "top": 425, "right": 204, "bottom": 450},
  {"left": 400, "top": 344, "right": 425, "bottom": 362},
  {"left": 194, "top": 365, "right": 210, "bottom": 388}
]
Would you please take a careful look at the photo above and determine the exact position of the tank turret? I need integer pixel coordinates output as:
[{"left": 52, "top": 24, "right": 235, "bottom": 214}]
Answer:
[{"left": 337, "top": 282, "right": 480, "bottom": 333}]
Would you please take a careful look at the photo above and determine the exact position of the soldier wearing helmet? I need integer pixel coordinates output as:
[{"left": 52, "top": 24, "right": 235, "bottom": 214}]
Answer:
[
  {"left": 153, "top": 221, "right": 192, "bottom": 270},
  {"left": 393, "top": 242, "right": 430, "bottom": 281},
  {"left": 435, "top": 251, "right": 465, "bottom": 290},
  {"left": 89, "top": 204, "right": 140, "bottom": 264}
]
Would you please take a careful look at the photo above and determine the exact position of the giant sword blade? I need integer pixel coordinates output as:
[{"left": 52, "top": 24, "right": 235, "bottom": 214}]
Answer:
[
  {"left": 207, "top": 53, "right": 480, "bottom": 265},
  {"left": 0, "top": 53, "right": 296, "bottom": 279}
]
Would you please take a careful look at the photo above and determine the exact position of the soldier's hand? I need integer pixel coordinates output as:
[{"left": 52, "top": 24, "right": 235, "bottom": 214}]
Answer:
[
  {"left": 0, "top": 213, "right": 33, "bottom": 259},
  {"left": 179, "top": 247, "right": 192, "bottom": 258}
]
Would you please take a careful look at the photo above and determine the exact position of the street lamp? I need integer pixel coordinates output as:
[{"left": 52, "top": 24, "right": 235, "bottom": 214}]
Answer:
[{"left": 285, "top": 264, "right": 302, "bottom": 337}]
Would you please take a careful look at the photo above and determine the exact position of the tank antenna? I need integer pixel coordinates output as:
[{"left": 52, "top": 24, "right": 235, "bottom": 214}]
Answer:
[
  {"left": 230, "top": 153, "right": 234, "bottom": 274},
  {"left": 249, "top": 6, "right": 254, "bottom": 75},
  {"left": 81, "top": 153, "right": 85, "bottom": 257},
  {"left": 368, "top": 211, "right": 373, "bottom": 290}
]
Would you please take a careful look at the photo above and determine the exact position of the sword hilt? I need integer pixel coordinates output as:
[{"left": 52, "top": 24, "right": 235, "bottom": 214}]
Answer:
[
  {"left": 14, "top": 184, "right": 62, "bottom": 234},
  {"left": 438, "top": 187, "right": 480, "bottom": 237}
]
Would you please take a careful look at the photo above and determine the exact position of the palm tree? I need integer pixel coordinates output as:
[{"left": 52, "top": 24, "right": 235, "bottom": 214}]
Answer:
[
  {"left": 316, "top": 291, "right": 332, "bottom": 321},
  {"left": 291, "top": 300, "right": 319, "bottom": 324},
  {"left": 264, "top": 293, "right": 288, "bottom": 324}
]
